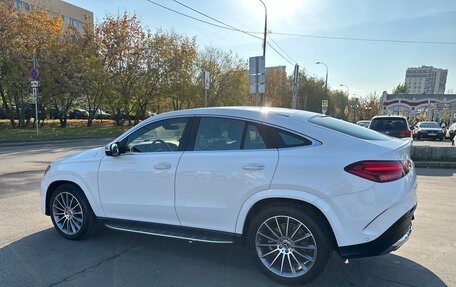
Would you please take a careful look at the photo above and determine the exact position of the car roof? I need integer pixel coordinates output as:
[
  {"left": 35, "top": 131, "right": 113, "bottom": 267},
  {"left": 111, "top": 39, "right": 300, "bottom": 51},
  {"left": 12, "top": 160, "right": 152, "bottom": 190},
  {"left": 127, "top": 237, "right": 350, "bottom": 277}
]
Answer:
[
  {"left": 143, "top": 106, "right": 320, "bottom": 124},
  {"left": 371, "top": 115, "right": 407, "bottom": 119}
]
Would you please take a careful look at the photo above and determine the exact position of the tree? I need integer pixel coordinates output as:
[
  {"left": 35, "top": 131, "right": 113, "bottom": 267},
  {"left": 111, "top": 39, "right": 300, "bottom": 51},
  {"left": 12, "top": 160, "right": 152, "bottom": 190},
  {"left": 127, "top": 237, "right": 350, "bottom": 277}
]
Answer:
[
  {"left": 95, "top": 12, "right": 145, "bottom": 126},
  {"left": 393, "top": 83, "right": 408, "bottom": 94},
  {"left": 196, "top": 47, "right": 251, "bottom": 107},
  {"left": 0, "top": 1, "right": 63, "bottom": 127},
  {"left": 264, "top": 67, "right": 289, "bottom": 107}
]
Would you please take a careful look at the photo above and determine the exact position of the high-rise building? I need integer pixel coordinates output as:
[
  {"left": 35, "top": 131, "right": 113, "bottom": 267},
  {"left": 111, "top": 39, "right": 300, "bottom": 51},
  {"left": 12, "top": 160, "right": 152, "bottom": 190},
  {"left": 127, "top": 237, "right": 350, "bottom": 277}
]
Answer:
[
  {"left": 404, "top": 66, "right": 448, "bottom": 94},
  {"left": 9, "top": 0, "right": 93, "bottom": 31}
]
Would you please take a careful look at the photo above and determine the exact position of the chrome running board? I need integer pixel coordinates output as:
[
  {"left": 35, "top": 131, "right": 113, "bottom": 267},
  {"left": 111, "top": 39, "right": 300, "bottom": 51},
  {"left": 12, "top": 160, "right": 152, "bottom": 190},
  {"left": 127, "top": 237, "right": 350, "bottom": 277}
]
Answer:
[{"left": 103, "top": 219, "right": 237, "bottom": 244}]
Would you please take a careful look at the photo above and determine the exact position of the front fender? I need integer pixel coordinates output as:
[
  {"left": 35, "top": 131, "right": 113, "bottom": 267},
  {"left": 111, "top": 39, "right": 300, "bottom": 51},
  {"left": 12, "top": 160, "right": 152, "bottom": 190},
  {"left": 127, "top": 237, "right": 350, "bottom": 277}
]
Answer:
[
  {"left": 41, "top": 174, "right": 105, "bottom": 217},
  {"left": 234, "top": 189, "right": 344, "bottom": 246}
]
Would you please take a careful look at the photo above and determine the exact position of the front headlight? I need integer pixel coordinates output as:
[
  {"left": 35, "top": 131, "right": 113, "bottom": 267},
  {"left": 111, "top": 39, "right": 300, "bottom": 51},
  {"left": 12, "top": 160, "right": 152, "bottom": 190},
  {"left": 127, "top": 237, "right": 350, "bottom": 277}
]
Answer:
[{"left": 44, "top": 165, "right": 51, "bottom": 175}]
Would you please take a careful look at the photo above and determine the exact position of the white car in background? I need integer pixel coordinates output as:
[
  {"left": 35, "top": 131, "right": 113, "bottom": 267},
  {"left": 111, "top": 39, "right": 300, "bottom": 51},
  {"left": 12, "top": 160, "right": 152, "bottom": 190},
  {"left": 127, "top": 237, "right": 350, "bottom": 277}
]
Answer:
[{"left": 40, "top": 107, "right": 416, "bottom": 285}]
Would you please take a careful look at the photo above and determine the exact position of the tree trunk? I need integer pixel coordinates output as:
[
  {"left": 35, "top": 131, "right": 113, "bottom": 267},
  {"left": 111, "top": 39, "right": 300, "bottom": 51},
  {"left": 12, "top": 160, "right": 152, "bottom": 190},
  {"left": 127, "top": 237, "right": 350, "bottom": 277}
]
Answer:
[
  {"left": 59, "top": 117, "right": 67, "bottom": 128},
  {"left": 0, "top": 86, "right": 15, "bottom": 127}
]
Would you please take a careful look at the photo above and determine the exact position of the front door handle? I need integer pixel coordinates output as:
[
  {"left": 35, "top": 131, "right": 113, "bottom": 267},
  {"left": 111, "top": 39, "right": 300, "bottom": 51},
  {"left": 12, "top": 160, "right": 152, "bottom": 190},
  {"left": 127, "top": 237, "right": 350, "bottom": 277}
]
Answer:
[
  {"left": 242, "top": 164, "right": 265, "bottom": 171},
  {"left": 154, "top": 162, "right": 172, "bottom": 170}
]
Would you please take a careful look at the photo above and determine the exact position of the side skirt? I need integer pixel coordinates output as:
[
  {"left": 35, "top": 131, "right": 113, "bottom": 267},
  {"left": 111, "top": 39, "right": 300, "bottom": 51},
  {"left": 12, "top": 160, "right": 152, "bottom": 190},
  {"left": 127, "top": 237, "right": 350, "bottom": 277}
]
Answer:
[{"left": 99, "top": 218, "right": 241, "bottom": 244}]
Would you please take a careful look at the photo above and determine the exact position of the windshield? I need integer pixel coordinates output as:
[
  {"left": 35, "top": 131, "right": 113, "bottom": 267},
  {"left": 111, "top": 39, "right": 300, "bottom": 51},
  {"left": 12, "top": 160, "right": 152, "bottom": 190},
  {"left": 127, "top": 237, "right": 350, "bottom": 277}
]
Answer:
[{"left": 420, "top": 122, "right": 440, "bottom": 128}]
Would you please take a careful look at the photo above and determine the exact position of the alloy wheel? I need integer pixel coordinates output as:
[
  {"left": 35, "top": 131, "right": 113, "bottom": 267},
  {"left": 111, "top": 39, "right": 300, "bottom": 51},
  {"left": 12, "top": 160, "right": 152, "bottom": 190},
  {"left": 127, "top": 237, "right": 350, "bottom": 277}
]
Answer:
[
  {"left": 255, "top": 215, "right": 317, "bottom": 278},
  {"left": 52, "top": 192, "right": 84, "bottom": 235}
]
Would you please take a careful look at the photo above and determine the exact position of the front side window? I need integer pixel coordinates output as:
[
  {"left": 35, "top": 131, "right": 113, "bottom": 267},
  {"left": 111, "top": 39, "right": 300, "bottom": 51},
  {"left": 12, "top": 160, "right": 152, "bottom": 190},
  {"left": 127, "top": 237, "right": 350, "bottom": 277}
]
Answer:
[
  {"left": 194, "top": 117, "right": 245, "bottom": 151},
  {"left": 125, "top": 118, "right": 189, "bottom": 153}
]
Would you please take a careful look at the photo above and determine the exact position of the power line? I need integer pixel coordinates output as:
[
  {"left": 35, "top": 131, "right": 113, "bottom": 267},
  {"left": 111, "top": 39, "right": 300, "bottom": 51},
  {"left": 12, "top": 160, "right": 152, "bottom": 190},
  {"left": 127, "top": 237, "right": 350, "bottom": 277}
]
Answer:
[
  {"left": 143, "top": 0, "right": 254, "bottom": 36},
  {"left": 151, "top": 0, "right": 296, "bottom": 65},
  {"left": 269, "top": 32, "right": 456, "bottom": 45},
  {"left": 267, "top": 35, "right": 297, "bottom": 64},
  {"left": 171, "top": 0, "right": 263, "bottom": 41},
  {"left": 146, "top": 0, "right": 456, "bottom": 46}
]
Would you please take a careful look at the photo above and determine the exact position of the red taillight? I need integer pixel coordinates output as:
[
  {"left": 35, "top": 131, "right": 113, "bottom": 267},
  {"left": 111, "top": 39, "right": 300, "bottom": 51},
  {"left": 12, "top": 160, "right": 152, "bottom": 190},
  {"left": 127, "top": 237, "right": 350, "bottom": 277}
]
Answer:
[
  {"left": 400, "top": 130, "right": 411, "bottom": 137},
  {"left": 344, "top": 160, "right": 411, "bottom": 183}
]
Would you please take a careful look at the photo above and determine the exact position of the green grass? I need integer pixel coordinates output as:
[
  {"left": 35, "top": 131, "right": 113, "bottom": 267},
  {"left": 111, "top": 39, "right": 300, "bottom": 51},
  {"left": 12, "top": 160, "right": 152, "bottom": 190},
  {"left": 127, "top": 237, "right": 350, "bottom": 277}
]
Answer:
[{"left": 0, "top": 120, "right": 130, "bottom": 142}]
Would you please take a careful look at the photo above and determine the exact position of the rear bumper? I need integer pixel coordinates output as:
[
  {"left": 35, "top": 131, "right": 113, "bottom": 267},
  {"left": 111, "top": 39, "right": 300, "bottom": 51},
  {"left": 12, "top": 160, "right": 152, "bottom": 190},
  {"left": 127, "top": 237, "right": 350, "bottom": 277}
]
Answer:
[{"left": 338, "top": 205, "right": 415, "bottom": 259}]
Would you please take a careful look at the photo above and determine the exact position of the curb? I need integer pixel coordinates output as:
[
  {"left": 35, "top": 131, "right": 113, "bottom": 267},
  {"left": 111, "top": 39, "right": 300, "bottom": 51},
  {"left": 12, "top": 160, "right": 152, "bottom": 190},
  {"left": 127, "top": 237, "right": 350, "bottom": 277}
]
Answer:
[
  {"left": 0, "top": 137, "right": 114, "bottom": 147},
  {"left": 413, "top": 161, "right": 456, "bottom": 169}
]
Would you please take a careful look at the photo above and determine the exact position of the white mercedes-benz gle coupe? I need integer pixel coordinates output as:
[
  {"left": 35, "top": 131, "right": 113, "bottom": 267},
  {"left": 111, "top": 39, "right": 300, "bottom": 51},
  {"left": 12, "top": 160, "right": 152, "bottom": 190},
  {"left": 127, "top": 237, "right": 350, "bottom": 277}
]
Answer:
[{"left": 41, "top": 107, "right": 416, "bottom": 284}]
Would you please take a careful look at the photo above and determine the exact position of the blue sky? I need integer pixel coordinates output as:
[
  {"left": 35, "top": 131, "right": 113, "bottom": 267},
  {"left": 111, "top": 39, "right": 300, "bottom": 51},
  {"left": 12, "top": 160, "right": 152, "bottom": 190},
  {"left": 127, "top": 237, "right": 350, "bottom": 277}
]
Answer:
[{"left": 66, "top": 0, "right": 456, "bottom": 97}]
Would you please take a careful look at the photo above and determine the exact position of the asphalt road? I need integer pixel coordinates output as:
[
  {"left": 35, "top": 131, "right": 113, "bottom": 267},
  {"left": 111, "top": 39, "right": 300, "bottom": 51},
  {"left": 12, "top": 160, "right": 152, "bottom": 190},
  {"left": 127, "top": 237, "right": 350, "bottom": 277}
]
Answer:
[{"left": 0, "top": 140, "right": 454, "bottom": 287}]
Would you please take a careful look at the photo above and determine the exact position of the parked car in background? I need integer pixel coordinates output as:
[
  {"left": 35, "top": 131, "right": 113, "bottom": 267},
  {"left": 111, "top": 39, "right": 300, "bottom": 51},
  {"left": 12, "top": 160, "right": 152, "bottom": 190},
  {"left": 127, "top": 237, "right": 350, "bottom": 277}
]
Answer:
[
  {"left": 412, "top": 121, "right": 445, "bottom": 141},
  {"left": 69, "top": 108, "right": 89, "bottom": 119},
  {"left": 41, "top": 107, "right": 416, "bottom": 285},
  {"left": 94, "top": 109, "right": 112, "bottom": 120},
  {"left": 368, "top": 116, "right": 412, "bottom": 139},
  {"left": 356, "top": 120, "right": 370, "bottom": 128},
  {"left": 446, "top": 123, "right": 456, "bottom": 140}
]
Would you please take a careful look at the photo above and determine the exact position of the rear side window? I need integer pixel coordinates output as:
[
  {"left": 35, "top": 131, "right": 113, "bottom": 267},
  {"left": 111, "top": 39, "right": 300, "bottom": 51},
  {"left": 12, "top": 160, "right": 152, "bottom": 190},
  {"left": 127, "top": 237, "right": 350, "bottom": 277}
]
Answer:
[
  {"left": 370, "top": 118, "right": 408, "bottom": 131},
  {"left": 265, "top": 126, "right": 312, "bottom": 148},
  {"left": 309, "top": 116, "right": 390, "bottom": 140}
]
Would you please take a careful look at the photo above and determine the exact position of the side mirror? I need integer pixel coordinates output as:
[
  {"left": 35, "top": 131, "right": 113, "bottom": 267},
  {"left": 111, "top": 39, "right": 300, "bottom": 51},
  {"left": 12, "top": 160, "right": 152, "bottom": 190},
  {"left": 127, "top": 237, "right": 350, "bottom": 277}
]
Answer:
[{"left": 105, "top": 142, "right": 120, "bottom": 157}]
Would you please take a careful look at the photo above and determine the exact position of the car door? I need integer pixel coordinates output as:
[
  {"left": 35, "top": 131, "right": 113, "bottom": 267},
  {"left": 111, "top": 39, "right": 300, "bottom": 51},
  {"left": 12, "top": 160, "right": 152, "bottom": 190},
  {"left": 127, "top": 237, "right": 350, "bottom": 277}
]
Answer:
[
  {"left": 98, "top": 117, "right": 192, "bottom": 225},
  {"left": 175, "top": 117, "right": 279, "bottom": 233}
]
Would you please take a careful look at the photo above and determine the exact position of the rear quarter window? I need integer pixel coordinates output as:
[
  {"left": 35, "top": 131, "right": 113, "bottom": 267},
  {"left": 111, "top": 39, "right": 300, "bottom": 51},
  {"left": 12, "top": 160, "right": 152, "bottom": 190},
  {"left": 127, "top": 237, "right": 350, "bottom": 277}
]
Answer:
[
  {"left": 309, "top": 116, "right": 390, "bottom": 140},
  {"left": 264, "top": 126, "right": 313, "bottom": 148}
]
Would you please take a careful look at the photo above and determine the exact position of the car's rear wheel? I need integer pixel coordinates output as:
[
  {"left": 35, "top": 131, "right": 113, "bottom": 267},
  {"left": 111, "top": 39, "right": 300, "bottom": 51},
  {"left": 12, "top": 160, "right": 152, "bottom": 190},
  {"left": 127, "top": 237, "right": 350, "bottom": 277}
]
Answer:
[
  {"left": 50, "top": 183, "right": 96, "bottom": 240},
  {"left": 247, "top": 205, "right": 331, "bottom": 285}
]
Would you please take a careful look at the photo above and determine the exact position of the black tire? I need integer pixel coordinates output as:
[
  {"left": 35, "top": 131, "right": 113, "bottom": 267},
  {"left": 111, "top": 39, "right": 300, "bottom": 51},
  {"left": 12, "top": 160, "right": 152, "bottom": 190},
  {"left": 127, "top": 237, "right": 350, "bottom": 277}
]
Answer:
[
  {"left": 49, "top": 183, "right": 96, "bottom": 240},
  {"left": 246, "top": 204, "right": 332, "bottom": 285}
]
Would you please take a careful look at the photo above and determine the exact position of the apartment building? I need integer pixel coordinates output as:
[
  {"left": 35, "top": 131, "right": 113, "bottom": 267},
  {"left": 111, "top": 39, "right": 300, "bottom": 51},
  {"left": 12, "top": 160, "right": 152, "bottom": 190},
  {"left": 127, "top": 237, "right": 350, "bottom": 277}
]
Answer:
[
  {"left": 404, "top": 66, "right": 448, "bottom": 94},
  {"left": 11, "top": 0, "right": 93, "bottom": 30}
]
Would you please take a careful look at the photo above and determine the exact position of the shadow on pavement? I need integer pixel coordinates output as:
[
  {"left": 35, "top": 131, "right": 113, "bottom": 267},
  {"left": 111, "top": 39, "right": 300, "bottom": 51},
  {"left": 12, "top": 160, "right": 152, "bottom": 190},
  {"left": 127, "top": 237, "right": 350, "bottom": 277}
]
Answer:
[
  {"left": 415, "top": 168, "right": 456, "bottom": 177},
  {"left": 0, "top": 227, "right": 448, "bottom": 287}
]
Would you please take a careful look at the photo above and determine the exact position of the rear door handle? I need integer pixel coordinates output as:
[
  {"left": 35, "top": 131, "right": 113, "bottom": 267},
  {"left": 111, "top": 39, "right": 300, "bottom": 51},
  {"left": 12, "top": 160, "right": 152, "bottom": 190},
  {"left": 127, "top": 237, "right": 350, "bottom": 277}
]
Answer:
[
  {"left": 242, "top": 164, "right": 265, "bottom": 171},
  {"left": 154, "top": 162, "right": 172, "bottom": 170}
]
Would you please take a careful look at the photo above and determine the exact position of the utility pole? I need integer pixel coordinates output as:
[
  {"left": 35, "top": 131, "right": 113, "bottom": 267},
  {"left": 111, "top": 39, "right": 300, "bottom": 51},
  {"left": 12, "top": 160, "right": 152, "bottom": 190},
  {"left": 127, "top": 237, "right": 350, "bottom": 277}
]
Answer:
[
  {"left": 291, "top": 64, "right": 299, "bottom": 109},
  {"left": 259, "top": 0, "right": 267, "bottom": 57}
]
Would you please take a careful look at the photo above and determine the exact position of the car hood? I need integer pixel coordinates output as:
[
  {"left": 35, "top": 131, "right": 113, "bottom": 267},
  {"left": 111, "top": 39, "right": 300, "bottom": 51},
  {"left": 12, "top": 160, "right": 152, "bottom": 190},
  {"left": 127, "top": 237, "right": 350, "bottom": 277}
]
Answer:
[{"left": 54, "top": 147, "right": 104, "bottom": 163}]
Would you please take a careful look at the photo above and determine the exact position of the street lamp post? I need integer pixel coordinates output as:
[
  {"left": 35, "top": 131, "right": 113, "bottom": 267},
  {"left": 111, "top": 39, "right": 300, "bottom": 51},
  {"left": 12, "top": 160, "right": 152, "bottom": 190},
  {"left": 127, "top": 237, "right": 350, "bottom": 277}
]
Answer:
[
  {"left": 316, "top": 62, "right": 328, "bottom": 98},
  {"left": 339, "top": 84, "right": 349, "bottom": 98},
  {"left": 340, "top": 84, "right": 350, "bottom": 119},
  {"left": 258, "top": 0, "right": 267, "bottom": 57}
]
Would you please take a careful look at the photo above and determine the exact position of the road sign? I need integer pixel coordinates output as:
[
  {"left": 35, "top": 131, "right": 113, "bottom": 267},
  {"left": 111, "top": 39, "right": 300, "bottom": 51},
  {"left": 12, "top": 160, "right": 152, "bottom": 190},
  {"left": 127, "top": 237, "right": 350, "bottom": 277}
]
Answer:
[
  {"left": 321, "top": 100, "right": 328, "bottom": 115},
  {"left": 249, "top": 56, "right": 266, "bottom": 106},
  {"left": 30, "top": 68, "right": 39, "bottom": 80},
  {"left": 31, "top": 87, "right": 37, "bottom": 101},
  {"left": 344, "top": 106, "right": 349, "bottom": 116},
  {"left": 203, "top": 71, "right": 210, "bottom": 90},
  {"left": 249, "top": 56, "right": 265, "bottom": 75},
  {"left": 31, "top": 80, "right": 39, "bottom": 88}
]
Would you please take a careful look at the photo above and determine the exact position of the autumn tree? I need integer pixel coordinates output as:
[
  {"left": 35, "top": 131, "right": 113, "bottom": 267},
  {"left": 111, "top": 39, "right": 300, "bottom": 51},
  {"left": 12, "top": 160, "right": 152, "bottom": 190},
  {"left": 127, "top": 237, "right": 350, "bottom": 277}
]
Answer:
[
  {"left": 263, "top": 67, "right": 289, "bottom": 107},
  {"left": 0, "top": 1, "right": 63, "bottom": 127},
  {"left": 197, "top": 47, "right": 251, "bottom": 107}
]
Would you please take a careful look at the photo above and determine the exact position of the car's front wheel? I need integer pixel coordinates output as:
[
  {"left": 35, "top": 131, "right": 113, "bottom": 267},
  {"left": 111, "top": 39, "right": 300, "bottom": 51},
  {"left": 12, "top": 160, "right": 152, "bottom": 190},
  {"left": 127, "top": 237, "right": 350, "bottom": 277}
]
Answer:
[
  {"left": 50, "top": 183, "right": 96, "bottom": 240},
  {"left": 247, "top": 204, "right": 331, "bottom": 285}
]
